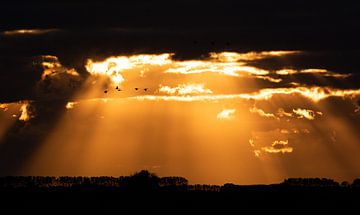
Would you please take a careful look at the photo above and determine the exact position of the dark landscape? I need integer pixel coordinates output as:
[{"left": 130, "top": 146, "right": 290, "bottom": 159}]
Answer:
[{"left": 1, "top": 170, "right": 360, "bottom": 212}]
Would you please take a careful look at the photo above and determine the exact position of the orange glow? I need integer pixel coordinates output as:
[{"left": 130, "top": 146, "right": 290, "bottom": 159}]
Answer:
[{"left": 5, "top": 51, "right": 359, "bottom": 185}]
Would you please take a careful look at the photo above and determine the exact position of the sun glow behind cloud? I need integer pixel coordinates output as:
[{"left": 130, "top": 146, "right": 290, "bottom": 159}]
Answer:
[{"left": 3, "top": 50, "right": 360, "bottom": 185}]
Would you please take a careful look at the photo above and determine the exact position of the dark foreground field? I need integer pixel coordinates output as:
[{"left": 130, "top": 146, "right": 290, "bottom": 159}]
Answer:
[
  {"left": 1, "top": 171, "right": 360, "bottom": 213},
  {"left": 2, "top": 188, "right": 360, "bottom": 212}
]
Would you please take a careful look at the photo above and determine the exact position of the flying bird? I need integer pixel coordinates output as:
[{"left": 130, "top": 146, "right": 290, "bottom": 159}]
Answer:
[
  {"left": 135, "top": 88, "right": 139, "bottom": 91},
  {"left": 104, "top": 90, "right": 108, "bottom": 94},
  {"left": 144, "top": 88, "right": 148, "bottom": 91}
]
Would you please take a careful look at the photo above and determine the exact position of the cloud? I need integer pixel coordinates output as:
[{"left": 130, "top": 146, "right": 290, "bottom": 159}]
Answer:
[
  {"left": 254, "top": 75, "right": 282, "bottom": 83},
  {"left": 65, "top": 102, "right": 78, "bottom": 110},
  {"left": 262, "top": 140, "right": 293, "bottom": 154},
  {"left": 239, "top": 87, "right": 360, "bottom": 102},
  {"left": 209, "top": 51, "right": 300, "bottom": 62},
  {"left": 84, "top": 51, "right": 296, "bottom": 80},
  {"left": 248, "top": 129, "right": 301, "bottom": 157},
  {"left": 131, "top": 85, "right": 360, "bottom": 103},
  {"left": 249, "top": 106, "right": 277, "bottom": 119},
  {"left": 0, "top": 104, "right": 9, "bottom": 112},
  {"left": 158, "top": 84, "right": 213, "bottom": 96},
  {"left": 165, "top": 60, "right": 269, "bottom": 77},
  {"left": 2, "top": 29, "right": 60, "bottom": 36},
  {"left": 35, "top": 55, "right": 83, "bottom": 101},
  {"left": 254, "top": 150, "right": 261, "bottom": 157},
  {"left": 18, "top": 101, "right": 34, "bottom": 122},
  {"left": 217, "top": 109, "right": 236, "bottom": 120},
  {"left": 292, "top": 108, "right": 323, "bottom": 120},
  {"left": 0, "top": 101, "right": 35, "bottom": 122},
  {"left": 272, "top": 140, "right": 289, "bottom": 146},
  {"left": 40, "top": 55, "right": 80, "bottom": 80},
  {"left": 85, "top": 53, "right": 173, "bottom": 86},
  {"left": 277, "top": 108, "right": 293, "bottom": 117},
  {"left": 262, "top": 145, "right": 293, "bottom": 154},
  {"left": 275, "top": 68, "right": 351, "bottom": 78},
  {"left": 292, "top": 108, "right": 318, "bottom": 120}
]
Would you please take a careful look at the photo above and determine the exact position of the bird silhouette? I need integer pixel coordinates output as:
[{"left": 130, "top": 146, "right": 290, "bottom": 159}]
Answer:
[
  {"left": 104, "top": 90, "right": 108, "bottom": 94},
  {"left": 144, "top": 88, "right": 148, "bottom": 91},
  {"left": 135, "top": 88, "right": 139, "bottom": 91}
]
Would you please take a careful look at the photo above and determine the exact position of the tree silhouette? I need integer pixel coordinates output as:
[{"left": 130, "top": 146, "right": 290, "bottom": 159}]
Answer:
[{"left": 124, "top": 170, "right": 160, "bottom": 191}]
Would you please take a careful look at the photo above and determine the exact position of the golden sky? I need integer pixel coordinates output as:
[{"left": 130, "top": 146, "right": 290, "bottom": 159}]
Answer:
[{"left": 1, "top": 51, "right": 360, "bottom": 184}]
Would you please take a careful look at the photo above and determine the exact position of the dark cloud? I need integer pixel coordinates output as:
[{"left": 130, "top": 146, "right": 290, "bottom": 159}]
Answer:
[{"left": 1, "top": 1, "right": 359, "bottom": 103}]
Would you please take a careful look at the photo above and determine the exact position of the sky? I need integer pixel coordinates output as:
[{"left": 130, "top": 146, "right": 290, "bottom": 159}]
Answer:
[{"left": 0, "top": 1, "right": 360, "bottom": 184}]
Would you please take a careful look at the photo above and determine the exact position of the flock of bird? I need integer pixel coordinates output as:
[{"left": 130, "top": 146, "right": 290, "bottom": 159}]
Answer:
[{"left": 104, "top": 86, "right": 148, "bottom": 94}]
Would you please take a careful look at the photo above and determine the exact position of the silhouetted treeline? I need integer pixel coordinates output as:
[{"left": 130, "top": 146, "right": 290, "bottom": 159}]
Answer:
[{"left": 1, "top": 170, "right": 360, "bottom": 191}]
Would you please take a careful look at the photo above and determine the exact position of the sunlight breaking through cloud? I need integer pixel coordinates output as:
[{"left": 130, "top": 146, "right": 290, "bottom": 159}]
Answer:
[
  {"left": 158, "top": 84, "right": 213, "bottom": 95},
  {"left": 40, "top": 56, "right": 79, "bottom": 80},
  {"left": 249, "top": 106, "right": 277, "bottom": 119},
  {"left": 292, "top": 108, "right": 318, "bottom": 120},
  {"left": 65, "top": 102, "right": 78, "bottom": 109},
  {"left": 85, "top": 53, "right": 172, "bottom": 86},
  {"left": 262, "top": 145, "right": 293, "bottom": 154},
  {"left": 133, "top": 86, "right": 360, "bottom": 103},
  {"left": 216, "top": 109, "right": 236, "bottom": 120},
  {"left": 18, "top": 101, "right": 33, "bottom": 122}
]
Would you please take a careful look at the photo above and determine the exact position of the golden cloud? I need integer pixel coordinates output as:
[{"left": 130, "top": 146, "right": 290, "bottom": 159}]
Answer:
[
  {"left": 276, "top": 68, "right": 350, "bottom": 78},
  {"left": 0, "top": 104, "right": 9, "bottom": 112},
  {"left": 158, "top": 84, "right": 213, "bottom": 96},
  {"left": 216, "top": 109, "right": 236, "bottom": 120},
  {"left": 18, "top": 101, "right": 33, "bottom": 122},
  {"left": 249, "top": 106, "right": 277, "bottom": 119},
  {"left": 65, "top": 102, "right": 78, "bottom": 110},
  {"left": 40, "top": 55, "right": 79, "bottom": 80},
  {"left": 262, "top": 145, "right": 293, "bottom": 154},
  {"left": 131, "top": 86, "right": 360, "bottom": 103},
  {"left": 292, "top": 108, "right": 318, "bottom": 120},
  {"left": 85, "top": 53, "right": 173, "bottom": 86}
]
